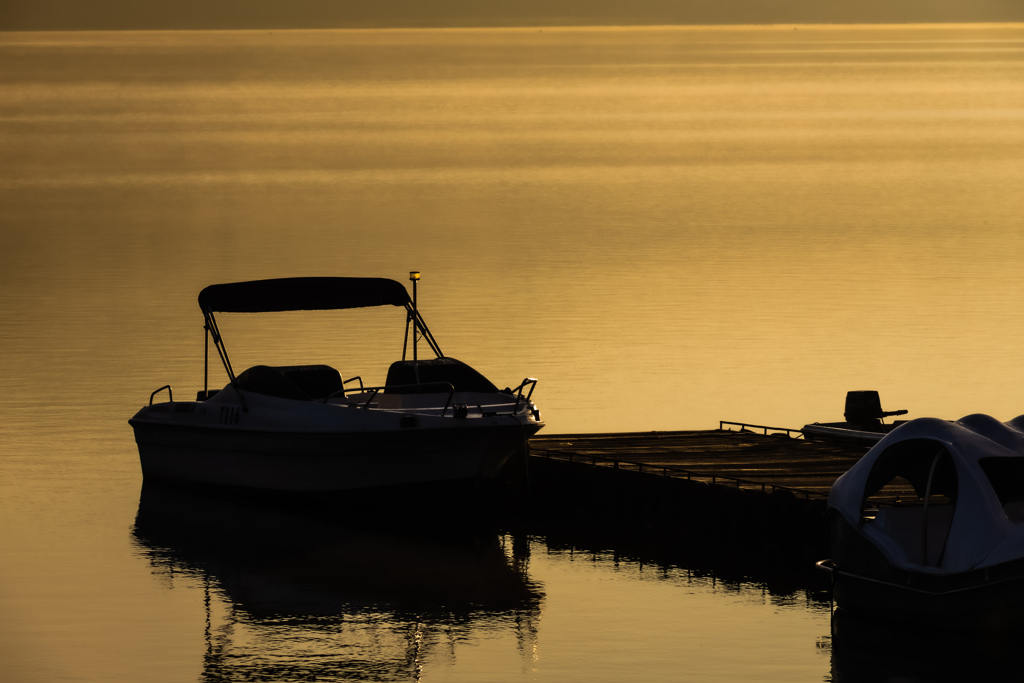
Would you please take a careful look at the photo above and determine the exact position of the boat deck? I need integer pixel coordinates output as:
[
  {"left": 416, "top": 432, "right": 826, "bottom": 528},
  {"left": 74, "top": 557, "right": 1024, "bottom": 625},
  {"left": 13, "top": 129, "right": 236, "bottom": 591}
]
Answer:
[{"left": 529, "top": 427, "right": 869, "bottom": 500}]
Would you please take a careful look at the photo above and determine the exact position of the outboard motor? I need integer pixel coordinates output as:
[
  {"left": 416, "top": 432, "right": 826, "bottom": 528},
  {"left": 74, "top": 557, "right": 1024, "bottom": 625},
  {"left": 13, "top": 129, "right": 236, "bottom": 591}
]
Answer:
[{"left": 844, "top": 390, "right": 908, "bottom": 427}]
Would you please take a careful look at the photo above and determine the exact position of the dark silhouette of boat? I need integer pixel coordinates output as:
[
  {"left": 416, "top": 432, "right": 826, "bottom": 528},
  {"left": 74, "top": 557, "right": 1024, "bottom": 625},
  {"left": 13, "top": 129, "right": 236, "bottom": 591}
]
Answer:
[
  {"left": 128, "top": 275, "right": 543, "bottom": 504},
  {"left": 802, "top": 390, "right": 908, "bottom": 446},
  {"left": 818, "top": 413, "right": 1024, "bottom": 628}
]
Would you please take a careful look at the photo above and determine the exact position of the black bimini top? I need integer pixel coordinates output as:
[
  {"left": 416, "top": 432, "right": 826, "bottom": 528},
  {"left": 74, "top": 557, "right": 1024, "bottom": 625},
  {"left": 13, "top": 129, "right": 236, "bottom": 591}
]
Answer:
[{"left": 198, "top": 277, "right": 411, "bottom": 313}]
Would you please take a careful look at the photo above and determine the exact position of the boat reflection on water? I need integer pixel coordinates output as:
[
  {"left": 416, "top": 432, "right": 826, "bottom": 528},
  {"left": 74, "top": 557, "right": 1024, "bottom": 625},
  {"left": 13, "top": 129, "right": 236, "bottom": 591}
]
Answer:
[
  {"left": 131, "top": 483, "right": 544, "bottom": 681},
  {"left": 828, "top": 609, "right": 1024, "bottom": 683}
]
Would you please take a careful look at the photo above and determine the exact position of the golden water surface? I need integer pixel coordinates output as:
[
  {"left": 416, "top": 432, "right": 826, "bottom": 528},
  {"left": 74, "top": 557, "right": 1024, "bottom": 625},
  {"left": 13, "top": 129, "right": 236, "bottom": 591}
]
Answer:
[{"left": 2, "top": 24, "right": 1023, "bottom": 682}]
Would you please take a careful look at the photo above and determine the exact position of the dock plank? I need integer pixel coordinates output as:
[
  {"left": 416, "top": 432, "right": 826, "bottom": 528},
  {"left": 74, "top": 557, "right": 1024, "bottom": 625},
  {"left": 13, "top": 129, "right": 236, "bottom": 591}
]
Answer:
[{"left": 529, "top": 429, "right": 869, "bottom": 499}]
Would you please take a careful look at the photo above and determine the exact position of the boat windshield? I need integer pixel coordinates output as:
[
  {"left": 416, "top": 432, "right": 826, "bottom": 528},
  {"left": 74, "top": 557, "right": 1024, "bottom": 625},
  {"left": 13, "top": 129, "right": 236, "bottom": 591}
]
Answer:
[
  {"left": 862, "top": 439, "right": 958, "bottom": 507},
  {"left": 860, "top": 438, "right": 959, "bottom": 567}
]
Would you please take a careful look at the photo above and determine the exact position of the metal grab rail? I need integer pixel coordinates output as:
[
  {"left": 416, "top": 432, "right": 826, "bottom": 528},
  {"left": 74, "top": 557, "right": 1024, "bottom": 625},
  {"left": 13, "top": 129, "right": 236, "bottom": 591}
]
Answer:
[
  {"left": 149, "top": 385, "right": 173, "bottom": 405},
  {"left": 719, "top": 420, "right": 805, "bottom": 439},
  {"left": 327, "top": 381, "right": 457, "bottom": 416},
  {"left": 511, "top": 377, "right": 538, "bottom": 412},
  {"left": 325, "top": 379, "right": 536, "bottom": 420}
]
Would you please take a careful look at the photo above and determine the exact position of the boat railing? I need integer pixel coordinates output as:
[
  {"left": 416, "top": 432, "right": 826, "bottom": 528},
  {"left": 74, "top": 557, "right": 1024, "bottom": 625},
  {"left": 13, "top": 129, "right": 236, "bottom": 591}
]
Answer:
[
  {"left": 511, "top": 378, "right": 539, "bottom": 412},
  {"left": 719, "top": 421, "right": 806, "bottom": 439},
  {"left": 149, "top": 385, "right": 173, "bottom": 405},
  {"left": 331, "top": 381, "right": 457, "bottom": 416},
  {"left": 325, "top": 379, "right": 537, "bottom": 419}
]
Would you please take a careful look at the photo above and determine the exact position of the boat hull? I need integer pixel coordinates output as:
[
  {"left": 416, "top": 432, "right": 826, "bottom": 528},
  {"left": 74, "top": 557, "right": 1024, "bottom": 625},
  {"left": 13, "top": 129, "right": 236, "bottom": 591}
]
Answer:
[
  {"left": 825, "top": 563, "right": 1024, "bottom": 630},
  {"left": 822, "top": 515, "right": 1024, "bottom": 628},
  {"left": 130, "top": 419, "right": 531, "bottom": 494},
  {"left": 801, "top": 421, "right": 891, "bottom": 446},
  {"left": 129, "top": 379, "right": 543, "bottom": 498}
]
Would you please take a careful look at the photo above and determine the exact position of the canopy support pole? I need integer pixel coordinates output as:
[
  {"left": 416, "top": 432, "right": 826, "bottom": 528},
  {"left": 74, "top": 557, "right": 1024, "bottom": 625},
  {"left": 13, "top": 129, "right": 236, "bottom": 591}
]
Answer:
[
  {"left": 203, "top": 309, "right": 247, "bottom": 412},
  {"left": 203, "top": 321, "right": 209, "bottom": 398}
]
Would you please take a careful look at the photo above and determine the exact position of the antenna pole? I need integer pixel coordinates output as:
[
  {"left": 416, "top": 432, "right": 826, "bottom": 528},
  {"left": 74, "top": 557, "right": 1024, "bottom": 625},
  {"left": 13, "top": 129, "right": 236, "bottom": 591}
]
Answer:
[
  {"left": 409, "top": 271, "right": 420, "bottom": 362},
  {"left": 203, "top": 321, "right": 209, "bottom": 398}
]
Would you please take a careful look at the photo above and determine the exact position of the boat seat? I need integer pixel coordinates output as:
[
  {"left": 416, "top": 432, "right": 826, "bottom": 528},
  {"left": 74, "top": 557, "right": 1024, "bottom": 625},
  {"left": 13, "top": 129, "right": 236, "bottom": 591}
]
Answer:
[{"left": 234, "top": 364, "right": 344, "bottom": 401}]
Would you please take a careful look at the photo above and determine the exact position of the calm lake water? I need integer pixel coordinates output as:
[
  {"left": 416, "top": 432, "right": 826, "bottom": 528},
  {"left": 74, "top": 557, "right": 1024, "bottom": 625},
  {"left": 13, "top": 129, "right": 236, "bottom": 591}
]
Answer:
[{"left": 2, "top": 23, "right": 1024, "bottom": 682}]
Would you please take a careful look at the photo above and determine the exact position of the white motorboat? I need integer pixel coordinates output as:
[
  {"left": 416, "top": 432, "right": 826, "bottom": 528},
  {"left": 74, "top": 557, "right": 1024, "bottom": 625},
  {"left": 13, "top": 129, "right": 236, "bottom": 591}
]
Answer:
[
  {"left": 802, "top": 390, "right": 909, "bottom": 446},
  {"left": 128, "top": 275, "right": 543, "bottom": 502},
  {"left": 818, "top": 413, "right": 1024, "bottom": 627}
]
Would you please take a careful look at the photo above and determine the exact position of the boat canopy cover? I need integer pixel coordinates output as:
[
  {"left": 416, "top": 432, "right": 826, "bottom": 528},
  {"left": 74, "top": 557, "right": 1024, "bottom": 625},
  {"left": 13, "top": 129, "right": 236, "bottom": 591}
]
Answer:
[
  {"left": 829, "top": 414, "right": 1024, "bottom": 573},
  {"left": 198, "top": 277, "right": 411, "bottom": 313}
]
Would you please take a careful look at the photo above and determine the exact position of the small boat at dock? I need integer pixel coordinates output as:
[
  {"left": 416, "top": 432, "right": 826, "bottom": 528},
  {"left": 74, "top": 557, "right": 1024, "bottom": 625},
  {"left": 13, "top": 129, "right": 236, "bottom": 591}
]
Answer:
[
  {"left": 128, "top": 274, "right": 543, "bottom": 504},
  {"left": 802, "top": 390, "right": 908, "bottom": 445},
  {"left": 818, "top": 413, "right": 1024, "bottom": 627}
]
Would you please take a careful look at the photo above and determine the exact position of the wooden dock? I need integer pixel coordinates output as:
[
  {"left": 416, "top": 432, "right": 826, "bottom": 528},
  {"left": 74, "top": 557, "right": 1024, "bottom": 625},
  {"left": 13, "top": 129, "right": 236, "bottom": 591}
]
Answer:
[
  {"left": 528, "top": 427, "right": 868, "bottom": 500},
  {"left": 521, "top": 427, "right": 872, "bottom": 584}
]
